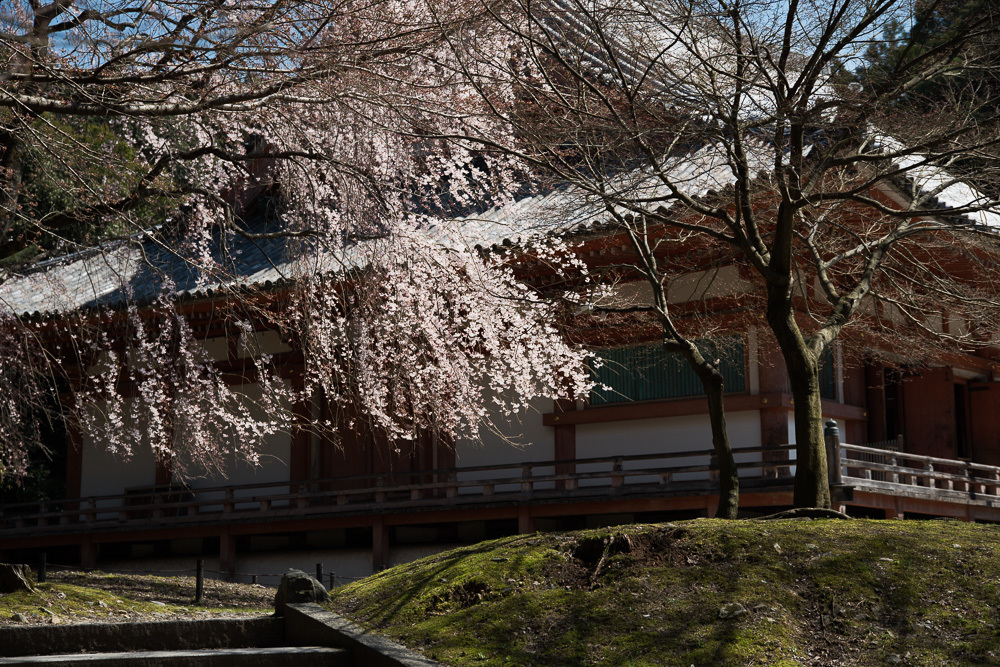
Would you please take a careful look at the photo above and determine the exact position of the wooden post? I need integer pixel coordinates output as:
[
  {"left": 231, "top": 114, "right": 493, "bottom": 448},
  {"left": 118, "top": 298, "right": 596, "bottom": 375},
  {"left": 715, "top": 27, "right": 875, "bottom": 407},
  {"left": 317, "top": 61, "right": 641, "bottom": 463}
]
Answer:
[
  {"left": 316, "top": 563, "right": 324, "bottom": 583},
  {"left": 219, "top": 533, "right": 236, "bottom": 581},
  {"left": 520, "top": 464, "right": 533, "bottom": 495},
  {"left": 329, "top": 572, "right": 336, "bottom": 590},
  {"left": 517, "top": 505, "right": 534, "bottom": 534},
  {"left": 37, "top": 553, "right": 47, "bottom": 583},
  {"left": 80, "top": 540, "right": 98, "bottom": 570},
  {"left": 195, "top": 559, "right": 205, "bottom": 605},
  {"left": 611, "top": 457, "right": 624, "bottom": 488},
  {"left": 372, "top": 516, "right": 390, "bottom": 572},
  {"left": 824, "top": 420, "right": 842, "bottom": 485}
]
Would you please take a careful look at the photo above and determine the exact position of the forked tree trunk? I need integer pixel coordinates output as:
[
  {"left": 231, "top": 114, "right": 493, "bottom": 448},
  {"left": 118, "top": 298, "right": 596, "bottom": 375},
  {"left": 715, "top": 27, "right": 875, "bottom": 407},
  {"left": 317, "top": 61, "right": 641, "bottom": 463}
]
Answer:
[{"left": 766, "top": 299, "right": 832, "bottom": 509}]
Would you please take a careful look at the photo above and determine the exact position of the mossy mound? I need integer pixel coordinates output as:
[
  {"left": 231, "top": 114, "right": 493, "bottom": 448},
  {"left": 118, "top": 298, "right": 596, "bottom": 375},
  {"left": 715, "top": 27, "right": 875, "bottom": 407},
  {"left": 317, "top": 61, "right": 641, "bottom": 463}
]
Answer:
[{"left": 328, "top": 519, "right": 1000, "bottom": 666}]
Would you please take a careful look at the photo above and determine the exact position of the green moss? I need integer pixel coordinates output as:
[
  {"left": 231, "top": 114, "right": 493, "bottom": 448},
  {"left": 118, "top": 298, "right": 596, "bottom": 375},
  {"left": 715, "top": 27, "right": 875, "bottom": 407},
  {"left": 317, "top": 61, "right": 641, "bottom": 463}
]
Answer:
[
  {"left": 328, "top": 519, "right": 1000, "bottom": 666},
  {"left": 0, "top": 579, "right": 267, "bottom": 625}
]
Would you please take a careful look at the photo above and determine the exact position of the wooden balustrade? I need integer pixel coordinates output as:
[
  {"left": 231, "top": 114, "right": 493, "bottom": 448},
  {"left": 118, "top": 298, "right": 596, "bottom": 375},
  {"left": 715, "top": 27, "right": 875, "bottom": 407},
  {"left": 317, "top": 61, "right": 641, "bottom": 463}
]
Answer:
[
  {"left": 9, "top": 442, "right": 1000, "bottom": 536},
  {"left": 0, "top": 446, "right": 796, "bottom": 534},
  {"left": 839, "top": 444, "right": 1000, "bottom": 498}
]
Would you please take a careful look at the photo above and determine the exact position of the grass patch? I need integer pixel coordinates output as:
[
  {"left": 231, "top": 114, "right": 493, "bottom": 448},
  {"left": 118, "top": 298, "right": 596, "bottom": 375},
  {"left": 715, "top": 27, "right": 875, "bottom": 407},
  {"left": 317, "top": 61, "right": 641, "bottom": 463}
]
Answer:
[
  {"left": 328, "top": 519, "right": 1000, "bottom": 666},
  {"left": 1, "top": 572, "right": 272, "bottom": 626}
]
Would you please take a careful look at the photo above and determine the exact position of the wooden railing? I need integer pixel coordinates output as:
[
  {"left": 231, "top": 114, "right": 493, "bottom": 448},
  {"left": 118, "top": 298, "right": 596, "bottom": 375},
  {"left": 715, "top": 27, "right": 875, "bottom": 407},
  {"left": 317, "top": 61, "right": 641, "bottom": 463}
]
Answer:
[
  {"left": 839, "top": 443, "right": 1000, "bottom": 498},
  {"left": 0, "top": 446, "right": 797, "bottom": 534}
]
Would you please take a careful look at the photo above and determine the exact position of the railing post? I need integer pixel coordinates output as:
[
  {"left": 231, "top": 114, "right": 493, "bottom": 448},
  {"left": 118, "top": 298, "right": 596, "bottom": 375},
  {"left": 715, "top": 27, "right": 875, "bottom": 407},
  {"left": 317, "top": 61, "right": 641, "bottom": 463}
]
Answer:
[
  {"left": 375, "top": 476, "right": 387, "bottom": 503},
  {"left": 223, "top": 488, "right": 235, "bottom": 513},
  {"left": 611, "top": 457, "right": 624, "bottom": 488},
  {"left": 824, "top": 420, "right": 843, "bottom": 485},
  {"left": 925, "top": 462, "right": 935, "bottom": 489},
  {"left": 520, "top": 464, "right": 533, "bottom": 495},
  {"left": 888, "top": 455, "right": 898, "bottom": 484}
]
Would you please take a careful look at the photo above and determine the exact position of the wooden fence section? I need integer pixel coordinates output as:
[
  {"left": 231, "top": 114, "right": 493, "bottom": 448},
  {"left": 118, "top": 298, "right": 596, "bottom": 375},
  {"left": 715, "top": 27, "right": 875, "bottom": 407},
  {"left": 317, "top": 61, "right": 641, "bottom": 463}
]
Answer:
[
  {"left": 0, "top": 446, "right": 797, "bottom": 535},
  {"left": 839, "top": 443, "right": 1000, "bottom": 500},
  {"left": 9, "top": 440, "right": 1000, "bottom": 537}
]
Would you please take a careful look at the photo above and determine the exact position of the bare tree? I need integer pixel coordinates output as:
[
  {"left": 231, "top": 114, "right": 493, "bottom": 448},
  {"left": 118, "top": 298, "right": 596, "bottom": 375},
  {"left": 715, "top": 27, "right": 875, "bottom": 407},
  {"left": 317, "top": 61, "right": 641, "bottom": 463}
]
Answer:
[{"left": 446, "top": 0, "right": 1000, "bottom": 507}]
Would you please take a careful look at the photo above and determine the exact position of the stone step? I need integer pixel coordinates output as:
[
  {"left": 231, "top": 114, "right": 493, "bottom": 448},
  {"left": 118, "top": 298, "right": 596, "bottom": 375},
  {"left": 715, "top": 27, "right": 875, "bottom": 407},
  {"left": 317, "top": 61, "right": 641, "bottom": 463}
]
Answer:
[{"left": 0, "top": 645, "right": 350, "bottom": 667}]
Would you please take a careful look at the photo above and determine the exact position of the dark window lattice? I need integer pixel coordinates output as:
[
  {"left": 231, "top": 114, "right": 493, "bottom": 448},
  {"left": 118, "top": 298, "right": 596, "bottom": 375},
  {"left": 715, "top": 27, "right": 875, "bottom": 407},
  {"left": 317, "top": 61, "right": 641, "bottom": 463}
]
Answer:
[{"left": 590, "top": 338, "right": 746, "bottom": 406}]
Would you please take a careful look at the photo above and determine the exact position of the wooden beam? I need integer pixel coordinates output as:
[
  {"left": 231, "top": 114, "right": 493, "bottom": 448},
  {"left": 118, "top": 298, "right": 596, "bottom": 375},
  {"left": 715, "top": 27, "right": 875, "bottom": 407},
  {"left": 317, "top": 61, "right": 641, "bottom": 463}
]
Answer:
[{"left": 543, "top": 393, "right": 865, "bottom": 426}]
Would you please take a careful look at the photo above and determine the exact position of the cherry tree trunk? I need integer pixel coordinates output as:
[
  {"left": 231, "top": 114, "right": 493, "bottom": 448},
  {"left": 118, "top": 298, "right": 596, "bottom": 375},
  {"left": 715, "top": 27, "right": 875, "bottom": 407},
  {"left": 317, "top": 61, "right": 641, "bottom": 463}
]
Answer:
[
  {"left": 766, "top": 297, "right": 831, "bottom": 509},
  {"left": 688, "top": 357, "right": 739, "bottom": 519}
]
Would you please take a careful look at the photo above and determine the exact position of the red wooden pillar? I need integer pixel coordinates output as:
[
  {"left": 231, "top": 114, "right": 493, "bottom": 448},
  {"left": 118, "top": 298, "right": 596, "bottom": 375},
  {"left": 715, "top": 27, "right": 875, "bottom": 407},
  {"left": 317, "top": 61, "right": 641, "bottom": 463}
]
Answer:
[
  {"left": 80, "top": 540, "right": 98, "bottom": 570},
  {"left": 757, "top": 336, "right": 792, "bottom": 476},
  {"left": 553, "top": 399, "right": 576, "bottom": 490},
  {"left": 517, "top": 506, "right": 535, "bottom": 534},
  {"left": 757, "top": 337, "right": 790, "bottom": 446},
  {"left": 219, "top": 531, "right": 237, "bottom": 581},
  {"left": 865, "top": 362, "right": 887, "bottom": 444},
  {"left": 372, "top": 516, "right": 390, "bottom": 572}
]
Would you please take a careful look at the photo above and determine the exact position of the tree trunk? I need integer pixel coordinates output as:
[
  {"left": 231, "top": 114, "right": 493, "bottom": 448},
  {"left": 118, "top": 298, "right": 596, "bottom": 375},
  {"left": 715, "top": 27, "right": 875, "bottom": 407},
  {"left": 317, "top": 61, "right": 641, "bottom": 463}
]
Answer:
[
  {"left": 786, "top": 353, "right": 830, "bottom": 508},
  {"left": 703, "top": 369, "right": 740, "bottom": 519},
  {"left": 0, "top": 129, "right": 23, "bottom": 247},
  {"left": 682, "top": 346, "right": 740, "bottom": 519},
  {"left": 766, "top": 291, "right": 831, "bottom": 509}
]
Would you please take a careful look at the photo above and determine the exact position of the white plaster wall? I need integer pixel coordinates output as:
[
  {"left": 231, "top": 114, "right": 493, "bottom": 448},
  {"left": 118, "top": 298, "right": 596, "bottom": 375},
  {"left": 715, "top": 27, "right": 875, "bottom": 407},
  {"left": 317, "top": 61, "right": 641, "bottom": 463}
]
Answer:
[
  {"left": 80, "top": 425, "right": 157, "bottom": 499},
  {"left": 80, "top": 400, "right": 156, "bottom": 506},
  {"left": 178, "top": 382, "right": 292, "bottom": 509},
  {"left": 785, "top": 415, "right": 845, "bottom": 445},
  {"left": 575, "top": 410, "right": 763, "bottom": 484},
  {"left": 454, "top": 396, "right": 555, "bottom": 492}
]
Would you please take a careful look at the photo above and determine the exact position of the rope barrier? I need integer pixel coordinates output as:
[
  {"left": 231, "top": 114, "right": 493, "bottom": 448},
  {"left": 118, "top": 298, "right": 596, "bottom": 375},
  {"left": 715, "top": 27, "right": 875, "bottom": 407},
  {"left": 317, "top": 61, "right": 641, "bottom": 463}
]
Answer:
[{"left": 42, "top": 556, "right": 370, "bottom": 590}]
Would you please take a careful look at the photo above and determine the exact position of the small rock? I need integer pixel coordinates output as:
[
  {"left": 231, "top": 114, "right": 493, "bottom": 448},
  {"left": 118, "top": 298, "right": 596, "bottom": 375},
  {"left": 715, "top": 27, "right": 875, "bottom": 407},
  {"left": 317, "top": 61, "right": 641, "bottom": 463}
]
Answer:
[
  {"left": 887, "top": 654, "right": 902, "bottom": 664},
  {"left": 150, "top": 601, "right": 166, "bottom": 606},
  {"left": 719, "top": 602, "right": 748, "bottom": 620},
  {"left": 11, "top": 613, "right": 28, "bottom": 623},
  {"left": 273, "top": 569, "right": 329, "bottom": 616},
  {"left": 39, "top": 607, "right": 57, "bottom": 617}
]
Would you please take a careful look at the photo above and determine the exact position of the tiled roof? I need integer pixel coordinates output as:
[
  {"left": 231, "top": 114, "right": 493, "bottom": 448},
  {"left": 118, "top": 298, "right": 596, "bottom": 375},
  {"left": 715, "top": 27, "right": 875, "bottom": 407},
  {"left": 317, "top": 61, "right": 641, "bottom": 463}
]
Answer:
[{"left": 2, "top": 132, "right": 996, "bottom": 318}]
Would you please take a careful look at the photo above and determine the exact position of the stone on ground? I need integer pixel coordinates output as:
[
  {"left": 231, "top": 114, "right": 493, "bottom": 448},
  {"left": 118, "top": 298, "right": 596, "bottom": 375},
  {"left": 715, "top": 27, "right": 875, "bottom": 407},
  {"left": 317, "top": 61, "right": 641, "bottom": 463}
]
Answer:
[{"left": 274, "top": 569, "right": 329, "bottom": 615}]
